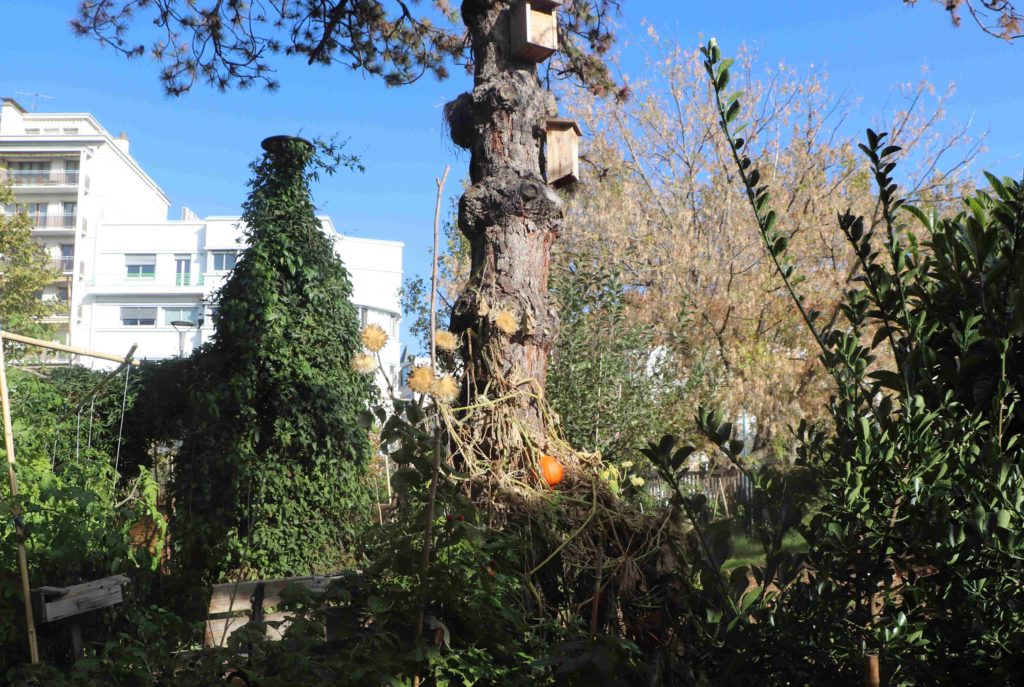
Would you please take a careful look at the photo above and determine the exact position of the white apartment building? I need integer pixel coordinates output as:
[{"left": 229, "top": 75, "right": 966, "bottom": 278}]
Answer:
[
  {"left": 83, "top": 214, "right": 404, "bottom": 390},
  {"left": 0, "top": 97, "right": 170, "bottom": 347},
  {"left": 0, "top": 98, "right": 403, "bottom": 392}
]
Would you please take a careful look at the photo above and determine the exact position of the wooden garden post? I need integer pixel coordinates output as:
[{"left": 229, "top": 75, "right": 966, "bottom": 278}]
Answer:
[
  {"left": 864, "top": 653, "right": 880, "bottom": 687},
  {"left": 0, "top": 326, "right": 40, "bottom": 663}
]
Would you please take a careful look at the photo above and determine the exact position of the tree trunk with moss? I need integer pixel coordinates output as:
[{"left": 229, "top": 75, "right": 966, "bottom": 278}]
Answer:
[{"left": 448, "top": 1, "right": 563, "bottom": 454}]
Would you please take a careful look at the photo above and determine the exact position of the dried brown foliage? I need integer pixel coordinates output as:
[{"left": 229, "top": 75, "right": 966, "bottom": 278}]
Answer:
[{"left": 558, "top": 32, "right": 983, "bottom": 454}]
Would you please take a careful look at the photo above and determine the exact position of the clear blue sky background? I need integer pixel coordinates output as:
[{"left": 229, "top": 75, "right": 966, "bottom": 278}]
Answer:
[{"left": 1, "top": 1, "right": 1021, "bottom": 354}]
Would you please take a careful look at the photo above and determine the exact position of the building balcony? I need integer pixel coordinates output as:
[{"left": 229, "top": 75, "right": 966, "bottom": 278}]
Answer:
[
  {"left": 86, "top": 273, "right": 207, "bottom": 294},
  {"left": 174, "top": 273, "right": 204, "bottom": 287},
  {"left": 0, "top": 169, "right": 79, "bottom": 186},
  {"left": 30, "top": 213, "right": 77, "bottom": 229},
  {"left": 50, "top": 257, "right": 75, "bottom": 274},
  {"left": 41, "top": 302, "right": 70, "bottom": 321}
]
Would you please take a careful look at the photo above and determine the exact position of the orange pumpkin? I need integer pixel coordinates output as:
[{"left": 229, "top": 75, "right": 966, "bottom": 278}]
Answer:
[{"left": 539, "top": 454, "right": 564, "bottom": 488}]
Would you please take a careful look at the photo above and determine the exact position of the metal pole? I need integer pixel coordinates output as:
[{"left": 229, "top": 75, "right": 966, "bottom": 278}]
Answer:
[{"left": 0, "top": 328, "right": 40, "bottom": 663}]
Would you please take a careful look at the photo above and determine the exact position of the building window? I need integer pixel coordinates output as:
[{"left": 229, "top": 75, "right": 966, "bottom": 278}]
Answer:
[
  {"left": 164, "top": 307, "right": 199, "bottom": 325},
  {"left": 358, "top": 306, "right": 368, "bottom": 326},
  {"left": 125, "top": 254, "right": 156, "bottom": 279},
  {"left": 211, "top": 251, "right": 237, "bottom": 272},
  {"left": 59, "top": 244, "right": 74, "bottom": 273},
  {"left": 8, "top": 161, "right": 50, "bottom": 184},
  {"left": 62, "top": 201, "right": 77, "bottom": 227},
  {"left": 175, "top": 256, "right": 191, "bottom": 286},
  {"left": 63, "top": 128, "right": 79, "bottom": 135},
  {"left": 390, "top": 314, "right": 399, "bottom": 337},
  {"left": 23, "top": 203, "right": 47, "bottom": 226},
  {"left": 120, "top": 307, "right": 156, "bottom": 326},
  {"left": 208, "top": 305, "right": 219, "bottom": 325},
  {"left": 23, "top": 128, "right": 39, "bottom": 135},
  {"left": 56, "top": 286, "right": 69, "bottom": 303},
  {"left": 64, "top": 159, "right": 79, "bottom": 184}
]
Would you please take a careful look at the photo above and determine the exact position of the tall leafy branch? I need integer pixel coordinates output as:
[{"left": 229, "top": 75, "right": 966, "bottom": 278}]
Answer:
[{"left": 701, "top": 40, "right": 836, "bottom": 385}]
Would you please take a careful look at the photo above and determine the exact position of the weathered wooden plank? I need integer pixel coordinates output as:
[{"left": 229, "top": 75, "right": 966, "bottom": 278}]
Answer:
[
  {"left": 205, "top": 616, "right": 247, "bottom": 648},
  {"left": 205, "top": 613, "right": 290, "bottom": 647},
  {"left": 263, "top": 613, "right": 291, "bottom": 641},
  {"left": 208, "top": 575, "right": 337, "bottom": 615},
  {"left": 258, "top": 576, "right": 335, "bottom": 609},
  {"left": 33, "top": 575, "right": 129, "bottom": 623}
]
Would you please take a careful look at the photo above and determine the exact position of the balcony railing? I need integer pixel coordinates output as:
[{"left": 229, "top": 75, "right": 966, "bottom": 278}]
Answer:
[
  {"left": 87, "top": 273, "right": 207, "bottom": 288},
  {"left": 43, "top": 301, "right": 70, "bottom": 317},
  {"left": 30, "top": 214, "right": 77, "bottom": 229},
  {"left": 50, "top": 257, "right": 74, "bottom": 274},
  {"left": 0, "top": 169, "right": 79, "bottom": 186},
  {"left": 175, "top": 273, "right": 204, "bottom": 286}
]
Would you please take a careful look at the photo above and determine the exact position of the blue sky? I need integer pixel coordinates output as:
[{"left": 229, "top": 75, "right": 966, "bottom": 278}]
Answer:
[{"left": 1, "top": 1, "right": 1021, "bottom": 353}]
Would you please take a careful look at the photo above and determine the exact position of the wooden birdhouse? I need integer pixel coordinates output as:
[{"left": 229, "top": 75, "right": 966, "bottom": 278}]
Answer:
[
  {"left": 545, "top": 118, "right": 581, "bottom": 186},
  {"left": 511, "top": 0, "right": 562, "bottom": 62}
]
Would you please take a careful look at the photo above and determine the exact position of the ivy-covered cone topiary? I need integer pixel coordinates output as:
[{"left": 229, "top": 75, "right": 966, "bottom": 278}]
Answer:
[{"left": 170, "top": 135, "right": 374, "bottom": 584}]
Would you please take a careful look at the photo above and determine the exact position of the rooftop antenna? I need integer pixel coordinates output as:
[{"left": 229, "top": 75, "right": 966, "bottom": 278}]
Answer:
[{"left": 14, "top": 92, "right": 55, "bottom": 112}]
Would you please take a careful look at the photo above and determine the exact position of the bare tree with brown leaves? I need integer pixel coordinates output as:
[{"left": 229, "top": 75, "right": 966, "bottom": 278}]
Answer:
[{"left": 557, "top": 33, "right": 984, "bottom": 456}]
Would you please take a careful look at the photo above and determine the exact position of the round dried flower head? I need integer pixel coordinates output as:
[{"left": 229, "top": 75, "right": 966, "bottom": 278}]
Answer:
[
  {"left": 407, "top": 365, "right": 436, "bottom": 395},
  {"left": 351, "top": 353, "right": 377, "bottom": 375},
  {"left": 492, "top": 308, "right": 518, "bottom": 335},
  {"left": 434, "top": 330, "right": 459, "bottom": 353},
  {"left": 431, "top": 374, "right": 459, "bottom": 404},
  {"left": 361, "top": 324, "right": 388, "bottom": 352}
]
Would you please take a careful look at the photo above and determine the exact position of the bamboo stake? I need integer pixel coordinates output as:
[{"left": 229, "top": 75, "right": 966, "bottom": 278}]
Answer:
[
  {"left": 0, "top": 330, "right": 141, "bottom": 366},
  {"left": 412, "top": 166, "right": 450, "bottom": 687},
  {"left": 0, "top": 329, "right": 40, "bottom": 663},
  {"left": 864, "top": 653, "right": 880, "bottom": 687},
  {"left": 429, "top": 165, "right": 450, "bottom": 371}
]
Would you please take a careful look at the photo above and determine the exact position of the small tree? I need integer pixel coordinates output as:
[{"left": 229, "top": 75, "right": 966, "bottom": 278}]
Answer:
[
  {"left": 169, "top": 136, "right": 374, "bottom": 584},
  {"left": 0, "top": 184, "right": 59, "bottom": 344},
  {"left": 548, "top": 256, "right": 679, "bottom": 465}
]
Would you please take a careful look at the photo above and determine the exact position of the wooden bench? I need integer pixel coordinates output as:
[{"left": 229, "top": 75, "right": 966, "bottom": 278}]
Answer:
[
  {"left": 33, "top": 575, "right": 130, "bottom": 658},
  {"left": 205, "top": 575, "right": 338, "bottom": 647}
]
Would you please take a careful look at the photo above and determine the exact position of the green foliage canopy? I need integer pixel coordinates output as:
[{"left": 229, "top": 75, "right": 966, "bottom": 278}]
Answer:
[
  {"left": 167, "top": 136, "right": 375, "bottom": 584},
  {"left": 0, "top": 184, "right": 60, "bottom": 344}
]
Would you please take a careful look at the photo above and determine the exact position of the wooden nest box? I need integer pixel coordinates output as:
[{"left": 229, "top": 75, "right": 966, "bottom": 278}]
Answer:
[
  {"left": 511, "top": 0, "right": 562, "bottom": 62},
  {"left": 545, "top": 118, "right": 581, "bottom": 186}
]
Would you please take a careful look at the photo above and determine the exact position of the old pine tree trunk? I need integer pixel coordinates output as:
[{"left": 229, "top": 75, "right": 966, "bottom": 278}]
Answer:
[{"left": 448, "top": 1, "right": 564, "bottom": 454}]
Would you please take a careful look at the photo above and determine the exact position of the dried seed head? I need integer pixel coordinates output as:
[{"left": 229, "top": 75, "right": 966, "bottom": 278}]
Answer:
[
  {"left": 434, "top": 330, "right": 459, "bottom": 353},
  {"left": 351, "top": 353, "right": 377, "bottom": 374},
  {"left": 361, "top": 324, "right": 388, "bottom": 352},
  {"left": 407, "top": 365, "right": 436, "bottom": 394},
  {"left": 492, "top": 308, "right": 518, "bottom": 335},
  {"left": 431, "top": 374, "right": 459, "bottom": 403}
]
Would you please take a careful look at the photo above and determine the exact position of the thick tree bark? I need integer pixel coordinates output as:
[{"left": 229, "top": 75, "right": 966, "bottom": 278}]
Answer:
[{"left": 448, "top": 1, "right": 564, "bottom": 449}]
